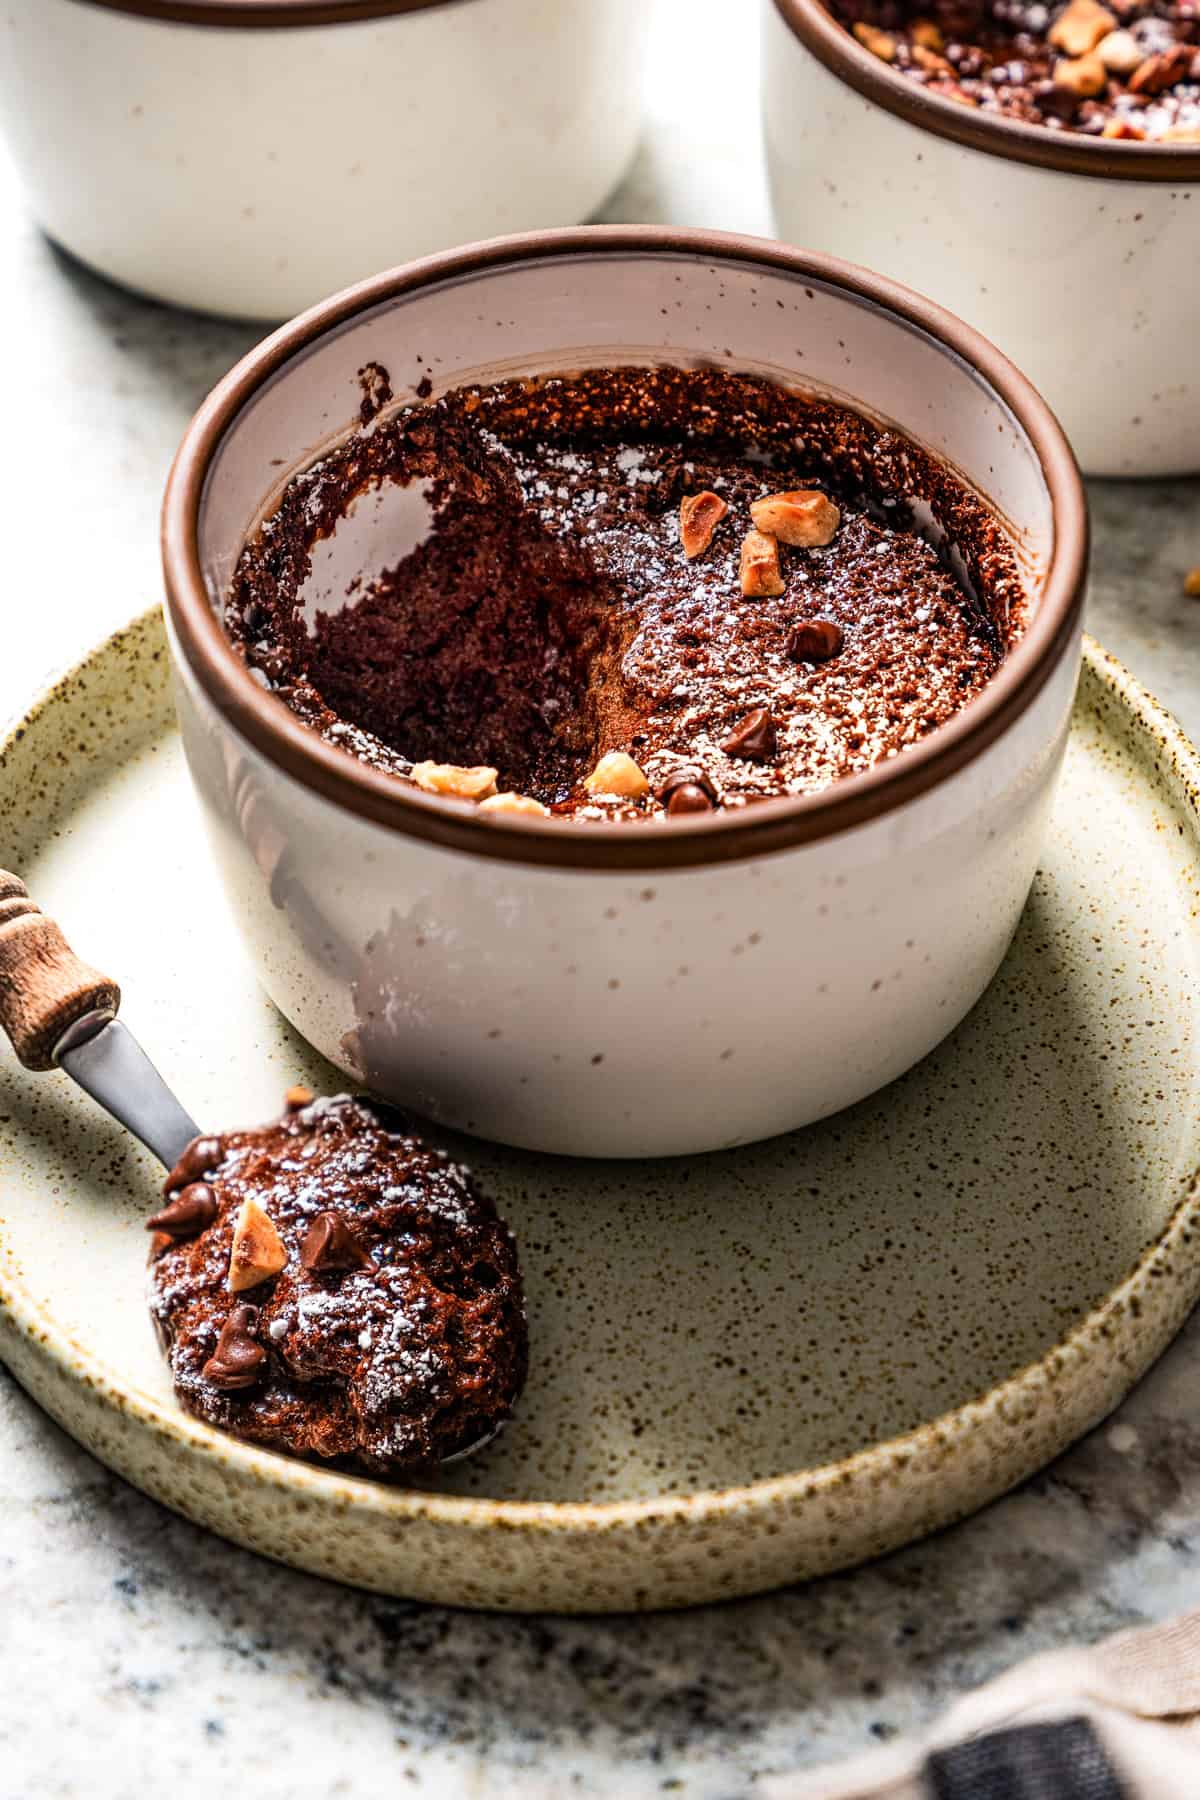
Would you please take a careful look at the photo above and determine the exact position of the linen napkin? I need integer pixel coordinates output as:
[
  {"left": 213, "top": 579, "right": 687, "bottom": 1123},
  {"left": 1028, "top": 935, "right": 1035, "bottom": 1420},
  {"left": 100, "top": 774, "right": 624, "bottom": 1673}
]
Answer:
[{"left": 765, "top": 1606, "right": 1200, "bottom": 1798}]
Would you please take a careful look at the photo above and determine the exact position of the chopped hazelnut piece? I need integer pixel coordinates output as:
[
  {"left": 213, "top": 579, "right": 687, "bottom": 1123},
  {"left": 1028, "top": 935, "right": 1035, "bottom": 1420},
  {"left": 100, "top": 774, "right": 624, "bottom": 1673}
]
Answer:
[
  {"left": 478, "top": 792, "right": 551, "bottom": 816},
  {"left": 853, "top": 20, "right": 896, "bottom": 60},
  {"left": 911, "top": 17, "right": 945, "bottom": 49},
  {"left": 284, "top": 1084, "right": 314, "bottom": 1110},
  {"left": 739, "top": 529, "right": 786, "bottom": 598},
  {"left": 1129, "top": 43, "right": 1194, "bottom": 94},
  {"left": 410, "top": 762, "right": 499, "bottom": 801},
  {"left": 1095, "top": 27, "right": 1142, "bottom": 72},
  {"left": 679, "top": 490, "right": 728, "bottom": 560},
  {"left": 228, "top": 1197, "right": 287, "bottom": 1293},
  {"left": 750, "top": 489, "right": 841, "bottom": 549},
  {"left": 912, "top": 42, "right": 952, "bottom": 71},
  {"left": 1102, "top": 117, "right": 1147, "bottom": 138},
  {"left": 1184, "top": 568, "right": 1200, "bottom": 597},
  {"left": 1054, "top": 51, "right": 1107, "bottom": 96},
  {"left": 1048, "top": 0, "right": 1117, "bottom": 57},
  {"left": 584, "top": 752, "right": 650, "bottom": 799}
]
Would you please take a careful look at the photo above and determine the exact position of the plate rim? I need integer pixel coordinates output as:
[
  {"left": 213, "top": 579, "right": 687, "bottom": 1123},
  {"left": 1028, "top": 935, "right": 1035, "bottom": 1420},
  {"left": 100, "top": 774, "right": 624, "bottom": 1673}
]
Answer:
[{"left": 2, "top": 608, "right": 1199, "bottom": 1538}]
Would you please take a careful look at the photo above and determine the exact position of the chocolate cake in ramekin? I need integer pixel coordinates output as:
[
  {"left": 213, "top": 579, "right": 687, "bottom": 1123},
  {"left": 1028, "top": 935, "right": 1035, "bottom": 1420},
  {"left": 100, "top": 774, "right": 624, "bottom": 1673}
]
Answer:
[
  {"left": 227, "top": 364, "right": 1025, "bottom": 823},
  {"left": 163, "top": 228, "right": 1086, "bottom": 1157}
]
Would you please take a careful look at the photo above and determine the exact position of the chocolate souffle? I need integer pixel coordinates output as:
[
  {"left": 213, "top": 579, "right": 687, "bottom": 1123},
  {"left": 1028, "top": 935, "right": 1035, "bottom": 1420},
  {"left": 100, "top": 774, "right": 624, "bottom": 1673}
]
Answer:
[
  {"left": 830, "top": 0, "right": 1200, "bottom": 140},
  {"left": 228, "top": 366, "right": 1027, "bottom": 822}
]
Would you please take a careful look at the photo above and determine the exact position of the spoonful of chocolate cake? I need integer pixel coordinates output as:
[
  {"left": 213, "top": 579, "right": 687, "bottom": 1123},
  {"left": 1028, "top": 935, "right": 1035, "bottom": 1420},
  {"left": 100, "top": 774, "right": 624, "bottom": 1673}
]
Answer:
[{"left": 0, "top": 870, "right": 527, "bottom": 1478}]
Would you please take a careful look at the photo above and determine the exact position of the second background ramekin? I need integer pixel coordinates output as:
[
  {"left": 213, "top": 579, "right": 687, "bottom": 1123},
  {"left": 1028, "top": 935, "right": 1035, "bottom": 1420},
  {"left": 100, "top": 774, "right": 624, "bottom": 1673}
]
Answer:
[
  {"left": 0, "top": 0, "right": 650, "bottom": 320},
  {"left": 763, "top": 0, "right": 1200, "bottom": 477}
]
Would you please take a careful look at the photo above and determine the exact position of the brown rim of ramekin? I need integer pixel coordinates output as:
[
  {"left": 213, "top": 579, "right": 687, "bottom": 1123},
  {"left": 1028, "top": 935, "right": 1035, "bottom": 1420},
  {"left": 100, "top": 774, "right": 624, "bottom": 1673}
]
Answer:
[
  {"left": 162, "top": 225, "right": 1088, "bottom": 875},
  {"left": 73, "top": 0, "right": 459, "bottom": 25},
  {"left": 771, "top": 0, "right": 1200, "bottom": 181}
]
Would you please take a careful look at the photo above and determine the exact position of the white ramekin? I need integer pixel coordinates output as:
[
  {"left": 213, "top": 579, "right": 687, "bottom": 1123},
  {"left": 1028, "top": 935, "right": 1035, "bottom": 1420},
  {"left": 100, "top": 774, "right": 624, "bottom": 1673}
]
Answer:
[
  {"left": 0, "top": 0, "right": 649, "bottom": 321},
  {"left": 162, "top": 227, "right": 1087, "bottom": 1158},
  {"left": 762, "top": 0, "right": 1200, "bottom": 478}
]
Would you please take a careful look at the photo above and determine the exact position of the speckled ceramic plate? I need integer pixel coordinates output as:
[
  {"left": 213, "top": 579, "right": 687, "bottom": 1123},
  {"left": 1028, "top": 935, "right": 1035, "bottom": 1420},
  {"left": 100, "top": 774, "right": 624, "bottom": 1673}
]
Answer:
[{"left": 2, "top": 609, "right": 1200, "bottom": 1613}]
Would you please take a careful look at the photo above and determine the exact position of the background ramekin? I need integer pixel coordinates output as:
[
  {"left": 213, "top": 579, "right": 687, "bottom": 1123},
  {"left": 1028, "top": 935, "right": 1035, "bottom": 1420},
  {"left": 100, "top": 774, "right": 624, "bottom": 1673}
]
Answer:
[
  {"left": 762, "top": 0, "right": 1200, "bottom": 478},
  {"left": 0, "top": 0, "right": 649, "bottom": 321},
  {"left": 162, "top": 226, "right": 1087, "bottom": 1159}
]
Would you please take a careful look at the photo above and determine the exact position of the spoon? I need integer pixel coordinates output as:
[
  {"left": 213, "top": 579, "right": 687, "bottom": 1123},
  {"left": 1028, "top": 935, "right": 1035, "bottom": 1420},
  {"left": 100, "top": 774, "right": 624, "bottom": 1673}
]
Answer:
[
  {"left": 0, "top": 870, "right": 200, "bottom": 1170},
  {"left": 0, "top": 868, "right": 529, "bottom": 1472}
]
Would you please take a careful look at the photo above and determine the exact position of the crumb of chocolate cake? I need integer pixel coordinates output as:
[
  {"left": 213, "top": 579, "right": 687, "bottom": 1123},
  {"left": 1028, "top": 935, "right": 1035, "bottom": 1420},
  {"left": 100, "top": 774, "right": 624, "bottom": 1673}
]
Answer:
[
  {"left": 147, "top": 1094, "right": 527, "bottom": 1476},
  {"left": 357, "top": 360, "right": 393, "bottom": 425},
  {"left": 227, "top": 365, "right": 1027, "bottom": 822},
  {"left": 829, "top": 0, "right": 1200, "bottom": 138}
]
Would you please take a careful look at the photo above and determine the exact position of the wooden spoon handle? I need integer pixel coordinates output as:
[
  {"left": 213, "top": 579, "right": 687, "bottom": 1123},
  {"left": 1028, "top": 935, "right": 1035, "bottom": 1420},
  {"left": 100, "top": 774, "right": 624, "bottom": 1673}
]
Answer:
[{"left": 0, "top": 872, "right": 121, "bottom": 1071}]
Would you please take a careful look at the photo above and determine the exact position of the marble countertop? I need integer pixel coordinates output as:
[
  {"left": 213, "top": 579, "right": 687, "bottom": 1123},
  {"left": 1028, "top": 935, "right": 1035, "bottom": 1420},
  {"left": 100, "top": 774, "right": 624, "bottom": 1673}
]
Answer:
[{"left": 2, "top": 3, "right": 1200, "bottom": 1795}]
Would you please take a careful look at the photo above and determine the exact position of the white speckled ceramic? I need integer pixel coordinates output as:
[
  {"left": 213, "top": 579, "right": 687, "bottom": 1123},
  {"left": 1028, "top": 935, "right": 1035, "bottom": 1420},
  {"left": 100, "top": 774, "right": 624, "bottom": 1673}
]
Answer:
[
  {"left": 162, "top": 229, "right": 1086, "bottom": 1159},
  {"left": 2, "top": 609, "right": 1199, "bottom": 1612},
  {"left": 0, "top": 0, "right": 649, "bottom": 321},
  {"left": 762, "top": 0, "right": 1200, "bottom": 477}
]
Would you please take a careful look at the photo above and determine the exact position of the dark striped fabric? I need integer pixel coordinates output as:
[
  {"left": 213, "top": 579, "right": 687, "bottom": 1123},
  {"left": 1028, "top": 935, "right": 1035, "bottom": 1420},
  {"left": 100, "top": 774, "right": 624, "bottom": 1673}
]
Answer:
[{"left": 927, "top": 1715, "right": 1127, "bottom": 1800}]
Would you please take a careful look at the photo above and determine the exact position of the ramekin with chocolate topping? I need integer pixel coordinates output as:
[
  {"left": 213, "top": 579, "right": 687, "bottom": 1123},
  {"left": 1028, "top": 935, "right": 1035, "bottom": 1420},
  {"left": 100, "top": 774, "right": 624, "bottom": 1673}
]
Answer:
[
  {"left": 764, "top": 0, "right": 1200, "bottom": 475},
  {"left": 163, "top": 227, "right": 1086, "bottom": 1157}
]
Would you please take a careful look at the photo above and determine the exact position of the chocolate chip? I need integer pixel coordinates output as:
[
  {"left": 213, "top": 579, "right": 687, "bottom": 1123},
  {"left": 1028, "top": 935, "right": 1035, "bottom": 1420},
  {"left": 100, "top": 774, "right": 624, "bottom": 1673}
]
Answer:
[
  {"left": 1032, "top": 77, "right": 1081, "bottom": 119},
  {"left": 202, "top": 1304, "right": 267, "bottom": 1392},
  {"left": 301, "top": 1211, "right": 375, "bottom": 1274},
  {"left": 786, "top": 618, "right": 844, "bottom": 664},
  {"left": 164, "top": 1134, "right": 221, "bottom": 1195},
  {"left": 667, "top": 783, "right": 716, "bottom": 816},
  {"left": 656, "top": 765, "right": 717, "bottom": 806},
  {"left": 146, "top": 1181, "right": 219, "bottom": 1239},
  {"left": 720, "top": 707, "right": 778, "bottom": 762}
]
